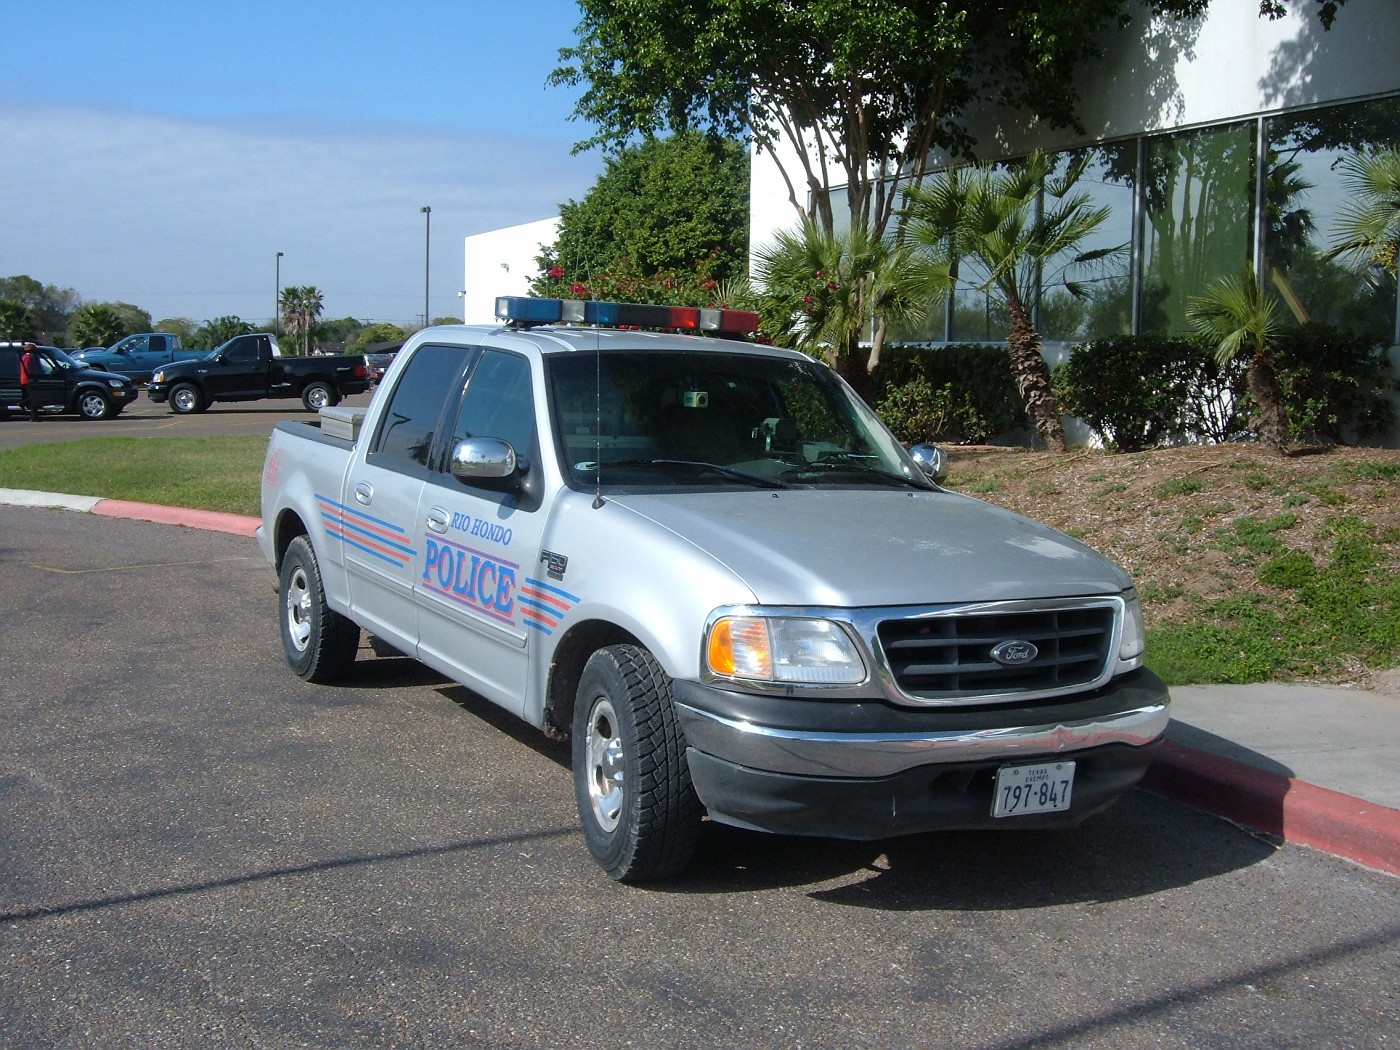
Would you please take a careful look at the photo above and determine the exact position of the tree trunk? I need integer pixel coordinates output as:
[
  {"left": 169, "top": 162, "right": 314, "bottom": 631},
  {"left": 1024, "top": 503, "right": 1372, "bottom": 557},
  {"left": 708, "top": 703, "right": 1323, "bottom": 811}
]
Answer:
[
  {"left": 1006, "top": 299, "right": 1067, "bottom": 452},
  {"left": 832, "top": 332, "right": 874, "bottom": 403},
  {"left": 1247, "top": 352, "right": 1290, "bottom": 453}
]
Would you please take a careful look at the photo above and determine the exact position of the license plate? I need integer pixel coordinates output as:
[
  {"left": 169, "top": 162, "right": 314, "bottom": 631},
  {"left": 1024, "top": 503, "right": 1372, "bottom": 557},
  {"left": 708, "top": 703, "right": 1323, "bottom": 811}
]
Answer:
[{"left": 993, "top": 761, "right": 1076, "bottom": 818}]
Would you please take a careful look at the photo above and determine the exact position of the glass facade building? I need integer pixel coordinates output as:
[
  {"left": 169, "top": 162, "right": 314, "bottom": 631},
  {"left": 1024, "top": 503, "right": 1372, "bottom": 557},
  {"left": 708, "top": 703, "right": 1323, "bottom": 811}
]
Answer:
[{"left": 898, "top": 93, "right": 1399, "bottom": 348}]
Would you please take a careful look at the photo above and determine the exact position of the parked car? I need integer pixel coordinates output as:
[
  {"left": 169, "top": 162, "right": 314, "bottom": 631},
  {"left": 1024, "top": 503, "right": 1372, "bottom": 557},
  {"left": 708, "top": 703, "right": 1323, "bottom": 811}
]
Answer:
[
  {"left": 364, "top": 352, "right": 397, "bottom": 384},
  {"left": 0, "top": 342, "right": 139, "bottom": 420}
]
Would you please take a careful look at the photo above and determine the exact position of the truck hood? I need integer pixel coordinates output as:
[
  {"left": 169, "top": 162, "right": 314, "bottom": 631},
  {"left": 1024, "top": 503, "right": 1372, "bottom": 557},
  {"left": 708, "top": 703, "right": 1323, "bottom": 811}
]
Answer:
[{"left": 611, "top": 488, "right": 1132, "bottom": 607}]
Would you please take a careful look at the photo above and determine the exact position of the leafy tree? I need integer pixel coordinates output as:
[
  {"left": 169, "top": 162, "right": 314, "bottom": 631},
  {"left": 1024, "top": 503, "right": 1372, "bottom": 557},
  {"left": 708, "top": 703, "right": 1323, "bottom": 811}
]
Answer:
[
  {"left": 903, "top": 152, "right": 1117, "bottom": 451},
  {"left": 532, "top": 131, "right": 748, "bottom": 296},
  {"left": 69, "top": 303, "right": 137, "bottom": 349},
  {"left": 318, "top": 316, "right": 366, "bottom": 347},
  {"left": 0, "top": 275, "right": 79, "bottom": 340},
  {"left": 193, "top": 316, "right": 254, "bottom": 348},
  {"left": 1187, "top": 267, "right": 1291, "bottom": 453},
  {"left": 348, "top": 322, "right": 408, "bottom": 351},
  {"left": 279, "top": 285, "right": 324, "bottom": 356},
  {"left": 553, "top": 1, "right": 1345, "bottom": 247},
  {"left": 752, "top": 216, "right": 941, "bottom": 393},
  {"left": 154, "top": 317, "right": 199, "bottom": 341},
  {"left": 0, "top": 300, "right": 39, "bottom": 341}
]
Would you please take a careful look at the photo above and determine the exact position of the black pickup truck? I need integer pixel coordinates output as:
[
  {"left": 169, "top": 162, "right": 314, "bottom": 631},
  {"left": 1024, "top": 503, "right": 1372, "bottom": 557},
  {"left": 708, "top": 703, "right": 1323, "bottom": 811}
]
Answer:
[{"left": 146, "top": 334, "right": 371, "bottom": 414}]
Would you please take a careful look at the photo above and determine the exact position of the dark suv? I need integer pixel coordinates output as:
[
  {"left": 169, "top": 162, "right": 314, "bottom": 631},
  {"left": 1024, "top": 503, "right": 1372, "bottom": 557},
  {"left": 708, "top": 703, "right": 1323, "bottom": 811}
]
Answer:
[{"left": 0, "top": 342, "right": 140, "bottom": 420}]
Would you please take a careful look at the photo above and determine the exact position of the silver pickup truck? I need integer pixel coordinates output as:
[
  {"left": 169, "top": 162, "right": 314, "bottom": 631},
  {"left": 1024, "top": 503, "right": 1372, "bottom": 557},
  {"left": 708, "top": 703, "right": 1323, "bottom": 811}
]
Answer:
[{"left": 258, "top": 296, "right": 1169, "bottom": 881}]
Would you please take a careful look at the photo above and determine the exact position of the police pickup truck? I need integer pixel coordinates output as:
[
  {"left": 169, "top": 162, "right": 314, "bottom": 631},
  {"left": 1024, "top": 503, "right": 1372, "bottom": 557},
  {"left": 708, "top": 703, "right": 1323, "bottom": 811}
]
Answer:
[
  {"left": 148, "top": 333, "right": 370, "bottom": 413},
  {"left": 257, "top": 296, "right": 1169, "bottom": 881}
]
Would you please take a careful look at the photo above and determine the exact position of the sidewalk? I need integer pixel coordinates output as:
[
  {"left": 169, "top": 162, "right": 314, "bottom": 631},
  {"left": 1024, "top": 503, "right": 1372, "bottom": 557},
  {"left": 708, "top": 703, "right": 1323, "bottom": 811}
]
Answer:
[{"left": 5, "top": 487, "right": 1399, "bottom": 877}]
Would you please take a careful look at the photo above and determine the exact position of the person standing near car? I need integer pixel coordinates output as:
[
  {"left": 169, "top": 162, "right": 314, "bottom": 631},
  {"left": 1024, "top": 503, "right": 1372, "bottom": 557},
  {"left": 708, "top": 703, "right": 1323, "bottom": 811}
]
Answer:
[{"left": 19, "top": 342, "right": 41, "bottom": 421}]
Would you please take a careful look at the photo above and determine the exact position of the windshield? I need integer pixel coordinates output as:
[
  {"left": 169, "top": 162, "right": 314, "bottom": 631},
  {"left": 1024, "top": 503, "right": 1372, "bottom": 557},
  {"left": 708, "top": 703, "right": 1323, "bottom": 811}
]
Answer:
[
  {"left": 547, "top": 349, "right": 931, "bottom": 492},
  {"left": 39, "top": 346, "right": 79, "bottom": 370}
]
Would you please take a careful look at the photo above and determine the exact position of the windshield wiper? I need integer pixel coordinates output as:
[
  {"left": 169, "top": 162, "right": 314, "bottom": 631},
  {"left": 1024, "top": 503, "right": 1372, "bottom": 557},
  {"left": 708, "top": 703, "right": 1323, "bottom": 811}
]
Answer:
[
  {"left": 780, "top": 460, "right": 928, "bottom": 489},
  {"left": 605, "top": 459, "right": 790, "bottom": 489}
]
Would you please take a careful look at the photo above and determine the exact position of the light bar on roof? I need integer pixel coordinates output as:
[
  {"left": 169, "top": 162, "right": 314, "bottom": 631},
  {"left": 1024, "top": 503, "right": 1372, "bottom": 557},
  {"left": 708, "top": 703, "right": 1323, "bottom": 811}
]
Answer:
[{"left": 495, "top": 296, "right": 757, "bottom": 335}]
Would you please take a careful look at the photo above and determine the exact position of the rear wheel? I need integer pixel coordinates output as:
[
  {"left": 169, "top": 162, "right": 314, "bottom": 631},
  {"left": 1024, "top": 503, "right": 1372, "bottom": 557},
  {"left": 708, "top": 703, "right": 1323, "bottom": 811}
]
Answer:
[
  {"left": 77, "top": 390, "right": 113, "bottom": 420},
  {"left": 169, "top": 382, "right": 204, "bottom": 414},
  {"left": 279, "top": 535, "right": 359, "bottom": 682},
  {"left": 302, "top": 382, "right": 338, "bottom": 411},
  {"left": 572, "top": 645, "right": 702, "bottom": 881}
]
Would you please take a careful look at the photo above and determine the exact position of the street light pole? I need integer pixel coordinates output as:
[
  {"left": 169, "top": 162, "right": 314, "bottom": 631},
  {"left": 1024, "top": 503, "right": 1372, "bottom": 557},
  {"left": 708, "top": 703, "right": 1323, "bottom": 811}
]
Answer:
[
  {"left": 275, "top": 251, "right": 283, "bottom": 333},
  {"left": 420, "top": 206, "right": 431, "bottom": 327}
]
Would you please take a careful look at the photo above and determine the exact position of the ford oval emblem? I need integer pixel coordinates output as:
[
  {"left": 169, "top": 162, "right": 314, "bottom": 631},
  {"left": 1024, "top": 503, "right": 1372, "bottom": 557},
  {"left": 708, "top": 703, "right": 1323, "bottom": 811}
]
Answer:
[{"left": 991, "top": 640, "right": 1039, "bottom": 666}]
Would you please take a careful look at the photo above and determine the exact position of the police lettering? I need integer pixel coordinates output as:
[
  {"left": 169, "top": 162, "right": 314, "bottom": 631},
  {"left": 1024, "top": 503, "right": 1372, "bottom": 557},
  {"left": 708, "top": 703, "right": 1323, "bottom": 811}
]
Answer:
[{"left": 423, "top": 537, "right": 516, "bottom": 615}]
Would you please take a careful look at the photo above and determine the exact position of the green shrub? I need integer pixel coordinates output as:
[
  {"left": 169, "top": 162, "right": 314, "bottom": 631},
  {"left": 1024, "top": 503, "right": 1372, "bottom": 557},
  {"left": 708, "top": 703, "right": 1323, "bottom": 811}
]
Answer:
[
  {"left": 874, "top": 343, "right": 1026, "bottom": 443},
  {"left": 1270, "top": 324, "right": 1397, "bottom": 444},
  {"left": 1054, "top": 335, "right": 1248, "bottom": 450}
]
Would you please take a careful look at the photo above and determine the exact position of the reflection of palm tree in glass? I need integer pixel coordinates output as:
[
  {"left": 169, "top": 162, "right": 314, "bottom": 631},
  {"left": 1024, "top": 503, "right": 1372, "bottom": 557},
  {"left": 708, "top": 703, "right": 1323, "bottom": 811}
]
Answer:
[{"left": 1330, "top": 149, "right": 1400, "bottom": 278}]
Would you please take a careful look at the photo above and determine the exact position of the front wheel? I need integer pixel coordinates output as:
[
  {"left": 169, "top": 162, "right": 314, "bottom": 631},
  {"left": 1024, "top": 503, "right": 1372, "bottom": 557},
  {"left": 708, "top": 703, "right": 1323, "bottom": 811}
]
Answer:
[
  {"left": 77, "top": 390, "right": 113, "bottom": 420},
  {"left": 278, "top": 535, "right": 359, "bottom": 682},
  {"left": 572, "top": 645, "right": 702, "bottom": 881},
  {"left": 302, "top": 382, "right": 338, "bottom": 412},
  {"left": 169, "top": 382, "right": 205, "bottom": 414}
]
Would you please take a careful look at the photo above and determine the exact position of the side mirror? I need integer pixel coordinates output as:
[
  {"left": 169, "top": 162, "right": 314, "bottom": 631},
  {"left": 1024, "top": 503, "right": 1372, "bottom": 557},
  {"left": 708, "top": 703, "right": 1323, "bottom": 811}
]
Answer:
[
  {"left": 451, "top": 436, "right": 520, "bottom": 484},
  {"left": 215, "top": 353, "right": 229, "bottom": 365},
  {"left": 909, "top": 443, "right": 949, "bottom": 484}
]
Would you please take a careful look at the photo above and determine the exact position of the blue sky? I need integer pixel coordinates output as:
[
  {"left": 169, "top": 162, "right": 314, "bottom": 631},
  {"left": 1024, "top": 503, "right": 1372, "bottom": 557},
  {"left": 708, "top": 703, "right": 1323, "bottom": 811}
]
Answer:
[{"left": 0, "top": 0, "right": 605, "bottom": 327}]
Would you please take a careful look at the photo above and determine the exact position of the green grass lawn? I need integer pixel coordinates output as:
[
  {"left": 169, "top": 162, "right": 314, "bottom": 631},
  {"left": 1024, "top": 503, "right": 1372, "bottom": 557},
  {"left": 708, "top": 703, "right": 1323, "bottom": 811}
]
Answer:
[{"left": 0, "top": 435, "right": 268, "bottom": 517}]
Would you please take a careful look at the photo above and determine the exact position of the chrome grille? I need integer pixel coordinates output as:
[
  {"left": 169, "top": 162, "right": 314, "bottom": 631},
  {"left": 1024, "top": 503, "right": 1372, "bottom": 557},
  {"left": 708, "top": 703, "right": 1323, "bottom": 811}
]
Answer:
[{"left": 877, "top": 603, "right": 1116, "bottom": 702}]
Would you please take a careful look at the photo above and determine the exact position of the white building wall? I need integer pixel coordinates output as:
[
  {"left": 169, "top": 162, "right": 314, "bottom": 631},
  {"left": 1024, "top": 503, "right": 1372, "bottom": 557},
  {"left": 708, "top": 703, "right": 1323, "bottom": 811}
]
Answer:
[{"left": 462, "top": 217, "right": 560, "bottom": 324}]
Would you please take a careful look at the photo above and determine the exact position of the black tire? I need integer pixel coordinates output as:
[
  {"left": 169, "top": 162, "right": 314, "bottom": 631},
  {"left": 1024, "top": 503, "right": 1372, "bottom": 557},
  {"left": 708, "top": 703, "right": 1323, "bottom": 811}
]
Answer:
[
  {"left": 302, "top": 382, "right": 338, "bottom": 412},
  {"left": 76, "top": 389, "right": 113, "bottom": 420},
  {"left": 278, "top": 535, "right": 359, "bottom": 683},
  {"left": 169, "top": 382, "right": 205, "bottom": 415},
  {"left": 572, "top": 645, "right": 702, "bottom": 881}
]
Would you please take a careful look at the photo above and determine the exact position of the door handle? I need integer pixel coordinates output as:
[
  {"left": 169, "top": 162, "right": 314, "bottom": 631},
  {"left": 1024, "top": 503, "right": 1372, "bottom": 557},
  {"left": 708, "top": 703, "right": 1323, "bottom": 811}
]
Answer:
[
  {"left": 353, "top": 481, "right": 373, "bottom": 505},
  {"left": 425, "top": 507, "right": 449, "bottom": 534}
]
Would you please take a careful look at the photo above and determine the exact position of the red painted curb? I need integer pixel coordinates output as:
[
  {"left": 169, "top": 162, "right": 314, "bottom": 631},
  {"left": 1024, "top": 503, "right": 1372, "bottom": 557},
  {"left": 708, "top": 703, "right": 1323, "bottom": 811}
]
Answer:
[
  {"left": 1142, "top": 739, "right": 1400, "bottom": 876},
  {"left": 92, "top": 499, "right": 260, "bottom": 537}
]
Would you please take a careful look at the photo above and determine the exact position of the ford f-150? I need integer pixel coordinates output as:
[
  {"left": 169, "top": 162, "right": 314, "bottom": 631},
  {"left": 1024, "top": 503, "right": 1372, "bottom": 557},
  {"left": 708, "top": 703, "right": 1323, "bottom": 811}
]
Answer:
[
  {"left": 148, "top": 333, "right": 370, "bottom": 413},
  {"left": 257, "top": 296, "right": 1169, "bottom": 881}
]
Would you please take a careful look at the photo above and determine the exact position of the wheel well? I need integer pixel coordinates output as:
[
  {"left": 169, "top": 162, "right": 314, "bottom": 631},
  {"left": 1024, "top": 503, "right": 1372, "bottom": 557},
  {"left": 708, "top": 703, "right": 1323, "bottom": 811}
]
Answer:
[
  {"left": 272, "top": 509, "right": 310, "bottom": 572},
  {"left": 543, "top": 619, "right": 641, "bottom": 739}
]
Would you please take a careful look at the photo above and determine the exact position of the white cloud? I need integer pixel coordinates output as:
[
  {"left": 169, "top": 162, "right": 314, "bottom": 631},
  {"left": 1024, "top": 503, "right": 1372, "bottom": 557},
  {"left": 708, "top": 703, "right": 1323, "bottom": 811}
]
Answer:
[{"left": 0, "top": 100, "right": 602, "bottom": 325}]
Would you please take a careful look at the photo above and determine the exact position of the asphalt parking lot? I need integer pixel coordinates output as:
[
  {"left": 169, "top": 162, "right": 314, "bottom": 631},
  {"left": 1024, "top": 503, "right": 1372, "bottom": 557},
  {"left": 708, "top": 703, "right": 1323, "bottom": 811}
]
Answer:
[{"left": 2, "top": 504, "right": 1398, "bottom": 1048}]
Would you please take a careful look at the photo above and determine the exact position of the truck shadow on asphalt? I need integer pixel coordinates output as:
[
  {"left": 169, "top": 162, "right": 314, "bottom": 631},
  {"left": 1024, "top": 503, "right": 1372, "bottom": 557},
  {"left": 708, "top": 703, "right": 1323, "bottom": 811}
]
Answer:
[{"left": 342, "top": 651, "right": 1281, "bottom": 909}]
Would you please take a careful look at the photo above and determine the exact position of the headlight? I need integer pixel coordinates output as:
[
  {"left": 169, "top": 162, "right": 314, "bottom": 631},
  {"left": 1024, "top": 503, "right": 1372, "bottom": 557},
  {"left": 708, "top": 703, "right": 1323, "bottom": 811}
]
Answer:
[
  {"left": 151, "top": 370, "right": 165, "bottom": 383},
  {"left": 706, "top": 615, "right": 866, "bottom": 686},
  {"left": 107, "top": 379, "right": 126, "bottom": 389},
  {"left": 1119, "top": 588, "right": 1146, "bottom": 670}
]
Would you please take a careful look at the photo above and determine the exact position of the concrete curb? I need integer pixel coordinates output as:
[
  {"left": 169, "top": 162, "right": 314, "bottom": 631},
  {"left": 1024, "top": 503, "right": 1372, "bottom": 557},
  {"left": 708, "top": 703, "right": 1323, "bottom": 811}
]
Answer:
[
  {"left": 1142, "top": 740, "right": 1400, "bottom": 876},
  {"left": 0, "top": 488, "right": 260, "bottom": 537}
]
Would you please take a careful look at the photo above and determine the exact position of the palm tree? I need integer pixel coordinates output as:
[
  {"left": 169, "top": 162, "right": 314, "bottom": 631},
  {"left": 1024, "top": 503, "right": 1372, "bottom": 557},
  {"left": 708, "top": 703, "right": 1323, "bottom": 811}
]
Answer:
[
  {"left": 1187, "top": 267, "right": 1290, "bottom": 453},
  {"left": 69, "top": 304, "right": 130, "bottom": 349},
  {"left": 903, "top": 151, "right": 1118, "bottom": 452},
  {"left": 279, "top": 285, "right": 325, "bottom": 356},
  {"left": 1329, "top": 148, "right": 1400, "bottom": 279},
  {"left": 752, "top": 216, "right": 943, "bottom": 397}
]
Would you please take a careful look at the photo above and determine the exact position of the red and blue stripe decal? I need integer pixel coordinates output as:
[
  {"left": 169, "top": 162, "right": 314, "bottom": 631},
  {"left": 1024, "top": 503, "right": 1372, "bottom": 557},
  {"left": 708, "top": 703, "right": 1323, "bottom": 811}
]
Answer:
[
  {"left": 317, "top": 495, "right": 415, "bottom": 568},
  {"left": 519, "top": 577, "right": 580, "bottom": 635}
]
